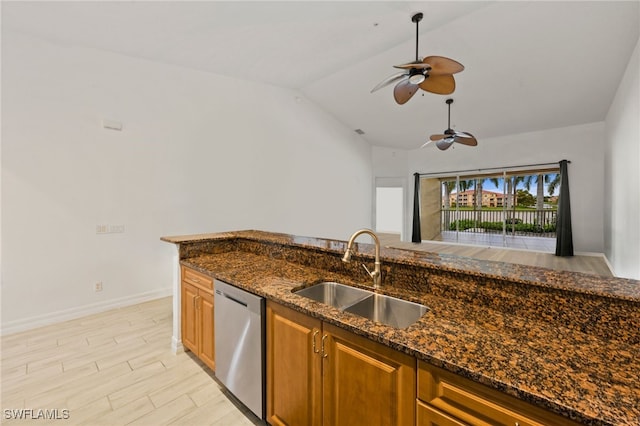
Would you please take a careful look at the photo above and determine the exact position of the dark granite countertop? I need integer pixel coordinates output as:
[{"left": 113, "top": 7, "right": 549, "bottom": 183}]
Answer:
[
  {"left": 162, "top": 230, "right": 640, "bottom": 301},
  {"left": 162, "top": 230, "right": 640, "bottom": 425}
]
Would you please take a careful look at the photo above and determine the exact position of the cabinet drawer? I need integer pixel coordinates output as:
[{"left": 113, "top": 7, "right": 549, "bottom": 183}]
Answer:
[
  {"left": 182, "top": 266, "right": 213, "bottom": 291},
  {"left": 418, "top": 361, "right": 578, "bottom": 426},
  {"left": 417, "top": 400, "right": 466, "bottom": 426}
]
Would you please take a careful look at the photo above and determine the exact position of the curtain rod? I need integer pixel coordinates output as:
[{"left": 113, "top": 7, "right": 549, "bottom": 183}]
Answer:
[{"left": 416, "top": 160, "right": 570, "bottom": 178}]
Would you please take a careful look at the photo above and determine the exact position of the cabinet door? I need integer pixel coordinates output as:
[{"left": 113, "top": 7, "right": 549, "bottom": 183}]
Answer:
[
  {"left": 322, "top": 323, "right": 416, "bottom": 426},
  {"left": 266, "top": 301, "right": 322, "bottom": 426},
  {"left": 181, "top": 281, "right": 198, "bottom": 353},
  {"left": 198, "top": 290, "right": 215, "bottom": 371}
]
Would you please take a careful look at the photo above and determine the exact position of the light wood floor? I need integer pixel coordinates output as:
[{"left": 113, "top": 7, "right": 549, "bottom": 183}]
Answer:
[
  {"left": 1, "top": 297, "right": 263, "bottom": 425},
  {"left": 378, "top": 233, "right": 613, "bottom": 277}
]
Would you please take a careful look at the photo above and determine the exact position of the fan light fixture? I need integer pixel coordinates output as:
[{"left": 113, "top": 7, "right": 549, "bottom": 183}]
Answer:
[
  {"left": 408, "top": 73, "right": 426, "bottom": 85},
  {"left": 422, "top": 99, "right": 478, "bottom": 150},
  {"left": 371, "top": 12, "right": 465, "bottom": 105}
]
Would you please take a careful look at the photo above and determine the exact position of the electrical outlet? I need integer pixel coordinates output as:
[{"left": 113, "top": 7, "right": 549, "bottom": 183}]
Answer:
[{"left": 95, "top": 282, "right": 103, "bottom": 292}]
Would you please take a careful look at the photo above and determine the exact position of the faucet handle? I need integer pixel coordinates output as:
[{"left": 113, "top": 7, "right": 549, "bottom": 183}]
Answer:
[
  {"left": 361, "top": 263, "right": 371, "bottom": 276},
  {"left": 362, "top": 264, "right": 379, "bottom": 278}
]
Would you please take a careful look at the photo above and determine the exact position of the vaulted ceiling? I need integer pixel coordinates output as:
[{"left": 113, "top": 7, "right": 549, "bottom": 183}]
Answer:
[{"left": 3, "top": 1, "right": 638, "bottom": 149}]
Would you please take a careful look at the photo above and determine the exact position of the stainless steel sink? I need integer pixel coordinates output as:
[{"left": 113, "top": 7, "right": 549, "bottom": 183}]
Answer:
[
  {"left": 294, "top": 281, "right": 372, "bottom": 310},
  {"left": 343, "top": 293, "right": 429, "bottom": 329},
  {"left": 294, "top": 282, "right": 428, "bottom": 328}
]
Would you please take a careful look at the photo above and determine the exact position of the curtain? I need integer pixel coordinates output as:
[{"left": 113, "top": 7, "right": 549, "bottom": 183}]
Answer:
[
  {"left": 412, "top": 173, "right": 421, "bottom": 243},
  {"left": 555, "top": 160, "right": 574, "bottom": 256}
]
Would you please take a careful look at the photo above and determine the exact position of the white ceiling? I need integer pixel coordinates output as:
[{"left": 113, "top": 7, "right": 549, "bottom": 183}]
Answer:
[{"left": 3, "top": 1, "right": 639, "bottom": 149}]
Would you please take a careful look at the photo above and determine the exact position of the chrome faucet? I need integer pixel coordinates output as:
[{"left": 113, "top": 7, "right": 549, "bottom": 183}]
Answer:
[{"left": 342, "top": 229, "right": 382, "bottom": 289}]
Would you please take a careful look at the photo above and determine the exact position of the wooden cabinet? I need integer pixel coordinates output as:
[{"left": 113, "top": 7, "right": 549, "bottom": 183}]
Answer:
[
  {"left": 417, "top": 361, "right": 579, "bottom": 426},
  {"left": 322, "top": 322, "right": 416, "bottom": 426},
  {"left": 266, "top": 301, "right": 322, "bottom": 426},
  {"left": 181, "top": 266, "right": 215, "bottom": 371},
  {"left": 266, "top": 301, "right": 415, "bottom": 426}
]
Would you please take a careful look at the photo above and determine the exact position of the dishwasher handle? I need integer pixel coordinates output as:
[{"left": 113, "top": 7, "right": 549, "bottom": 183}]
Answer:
[{"left": 215, "top": 289, "right": 248, "bottom": 308}]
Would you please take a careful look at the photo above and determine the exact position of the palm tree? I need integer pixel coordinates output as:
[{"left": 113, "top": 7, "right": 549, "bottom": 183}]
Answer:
[
  {"left": 488, "top": 177, "right": 502, "bottom": 206},
  {"left": 473, "top": 177, "right": 488, "bottom": 227},
  {"left": 524, "top": 173, "right": 560, "bottom": 230},
  {"left": 506, "top": 175, "right": 525, "bottom": 209},
  {"left": 505, "top": 175, "right": 525, "bottom": 233},
  {"left": 450, "top": 179, "right": 474, "bottom": 206},
  {"left": 547, "top": 173, "right": 560, "bottom": 197},
  {"left": 442, "top": 180, "right": 456, "bottom": 209},
  {"left": 474, "top": 178, "right": 484, "bottom": 209}
]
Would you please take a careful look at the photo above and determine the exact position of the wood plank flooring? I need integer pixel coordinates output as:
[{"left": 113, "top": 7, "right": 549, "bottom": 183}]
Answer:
[
  {"left": 378, "top": 233, "right": 613, "bottom": 277},
  {"left": 1, "top": 297, "right": 263, "bottom": 425}
]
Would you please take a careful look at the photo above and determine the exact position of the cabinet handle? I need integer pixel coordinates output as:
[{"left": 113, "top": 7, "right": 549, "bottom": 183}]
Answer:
[
  {"left": 321, "top": 334, "right": 328, "bottom": 358},
  {"left": 192, "top": 277, "right": 200, "bottom": 283},
  {"left": 193, "top": 295, "right": 197, "bottom": 310},
  {"left": 312, "top": 330, "right": 320, "bottom": 354}
]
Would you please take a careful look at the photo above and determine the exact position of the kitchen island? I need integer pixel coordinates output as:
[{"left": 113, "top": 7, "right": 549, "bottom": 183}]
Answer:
[{"left": 162, "top": 230, "right": 640, "bottom": 426}]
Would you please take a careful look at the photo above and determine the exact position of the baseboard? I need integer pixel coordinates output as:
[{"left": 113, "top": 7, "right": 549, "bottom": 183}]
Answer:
[
  {"left": 599, "top": 253, "right": 616, "bottom": 277},
  {"left": 1, "top": 288, "right": 173, "bottom": 336},
  {"left": 171, "top": 336, "right": 185, "bottom": 354}
]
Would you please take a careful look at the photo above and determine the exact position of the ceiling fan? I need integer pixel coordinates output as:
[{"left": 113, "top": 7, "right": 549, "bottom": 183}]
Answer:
[
  {"left": 371, "top": 12, "right": 464, "bottom": 105},
  {"left": 423, "top": 98, "right": 478, "bottom": 150}
]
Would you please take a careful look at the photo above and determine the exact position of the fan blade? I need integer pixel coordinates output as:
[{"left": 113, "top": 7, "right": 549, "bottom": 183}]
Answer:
[
  {"left": 371, "top": 72, "right": 408, "bottom": 93},
  {"left": 393, "top": 80, "right": 419, "bottom": 105},
  {"left": 423, "top": 56, "right": 464, "bottom": 75},
  {"left": 393, "top": 61, "right": 432, "bottom": 70},
  {"left": 436, "top": 138, "right": 455, "bottom": 150},
  {"left": 419, "top": 74, "right": 456, "bottom": 95},
  {"left": 430, "top": 134, "right": 447, "bottom": 141},
  {"left": 420, "top": 140, "right": 434, "bottom": 148},
  {"left": 454, "top": 133, "right": 478, "bottom": 146}
]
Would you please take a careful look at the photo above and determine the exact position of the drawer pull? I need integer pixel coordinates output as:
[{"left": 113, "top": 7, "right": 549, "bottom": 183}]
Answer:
[
  {"left": 321, "top": 334, "right": 328, "bottom": 358},
  {"left": 312, "top": 330, "right": 320, "bottom": 354}
]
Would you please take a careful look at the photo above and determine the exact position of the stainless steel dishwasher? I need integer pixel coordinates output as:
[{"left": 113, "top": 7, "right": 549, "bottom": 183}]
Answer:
[{"left": 214, "top": 280, "right": 265, "bottom": 419}]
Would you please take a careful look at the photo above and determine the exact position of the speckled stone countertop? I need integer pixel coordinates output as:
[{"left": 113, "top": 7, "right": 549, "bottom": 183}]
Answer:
[{"left": 162, "top": 230, "right": 640, "bottom": 425}]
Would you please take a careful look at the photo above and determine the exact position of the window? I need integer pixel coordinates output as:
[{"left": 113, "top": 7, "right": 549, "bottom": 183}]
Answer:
[{"left": 420, "top": 167, "right": 560, "bottom": 251}]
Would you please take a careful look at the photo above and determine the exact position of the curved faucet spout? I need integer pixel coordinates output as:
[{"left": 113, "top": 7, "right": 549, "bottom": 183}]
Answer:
[{"left": 342, "top": 229, "right": 382, "bottom": 289}]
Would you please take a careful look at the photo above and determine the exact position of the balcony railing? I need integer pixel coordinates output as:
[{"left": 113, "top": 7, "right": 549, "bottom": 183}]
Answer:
[{"left": 441, "top": 208, "right": 557, "bottom": 238}]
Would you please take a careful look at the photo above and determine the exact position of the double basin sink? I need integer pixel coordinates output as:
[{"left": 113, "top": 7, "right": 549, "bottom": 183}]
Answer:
[{"left": 294, "top": 281, "right": 428, "bottom": 329}]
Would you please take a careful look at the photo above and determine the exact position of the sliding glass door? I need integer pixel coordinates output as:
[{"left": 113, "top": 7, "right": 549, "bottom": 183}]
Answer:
[{"left": 424, "top": 166, "right": 560, "bottom": 251}]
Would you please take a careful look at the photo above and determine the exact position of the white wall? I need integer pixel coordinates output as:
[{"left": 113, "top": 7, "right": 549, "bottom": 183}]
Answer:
[
  {"left": 1, "top": 33, "right": 372, "bottom": 331},
  {"left": 374, "top": 121, "right": 606, "bottom": 254},
  {"left": 604, "top": 36, "right": 640, "bottom": 280}
]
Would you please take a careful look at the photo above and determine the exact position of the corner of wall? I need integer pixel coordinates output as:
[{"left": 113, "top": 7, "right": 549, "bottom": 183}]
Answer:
[{"left": 603, "top": 35, "right": 640, "bottom": 279}]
